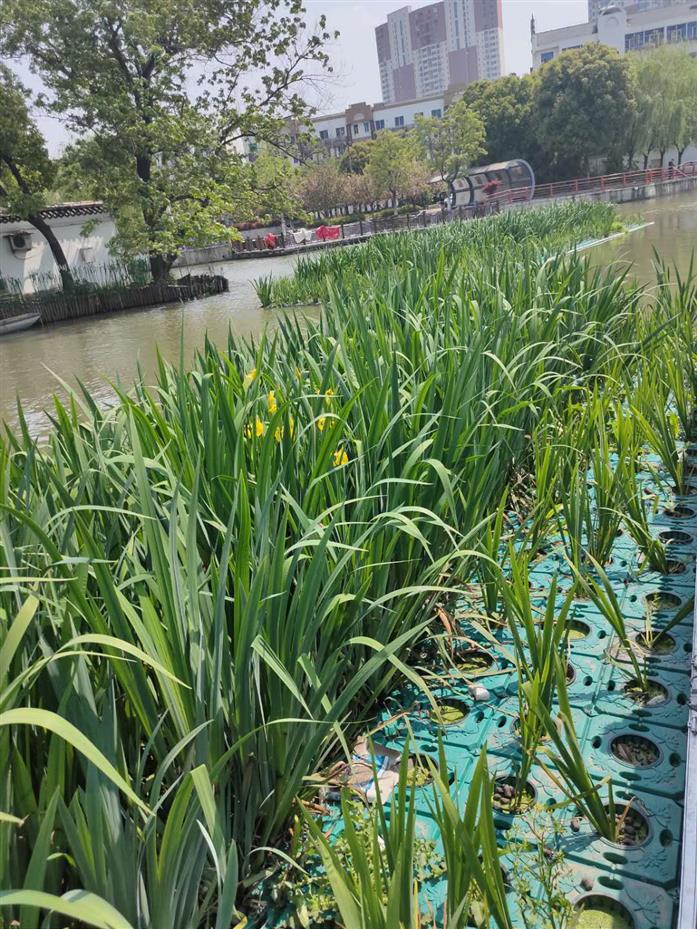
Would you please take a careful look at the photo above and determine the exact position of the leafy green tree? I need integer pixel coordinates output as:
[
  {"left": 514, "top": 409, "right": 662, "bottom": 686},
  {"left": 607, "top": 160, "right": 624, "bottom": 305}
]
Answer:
[
  {"left": 535, "top": 45, "right": 636, "bottom": 179},
  {"left": 366, "top": 130, "right": 429, "bottom": 210},
  {"left": 0, "top": 65, "right": 75, "bottom": 290},
  {"left": 460, "top": 74, "right": 541, "bottom": 170},
  {"left": 0, "top": 0, "right": 334, "bottom": 280},
  {"left": 248, "top": 148, "right": 302, "bottom": 221},
  {"left": 414, "top": 98, "right": 485, "bottom": 197},
  {"left": 339, "top": 140, "right": 375, "bottom": 175},
  {"left": 630, "top": 46, "right": 697, "bottom": 167}
]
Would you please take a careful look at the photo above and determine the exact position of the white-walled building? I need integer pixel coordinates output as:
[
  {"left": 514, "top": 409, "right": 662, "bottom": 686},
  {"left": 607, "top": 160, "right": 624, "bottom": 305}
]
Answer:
[
  {"left": 0, "top": 203, "right": 117, "bottom": 294},
  {"left": 532, "top": 1, "right": 697, "bottom": 69},
  {"left": 587, "top": 0, "right": 688, "bottom": 24},
  {"left": 294, "top": 93, "right": 446, "bottom": 162}
]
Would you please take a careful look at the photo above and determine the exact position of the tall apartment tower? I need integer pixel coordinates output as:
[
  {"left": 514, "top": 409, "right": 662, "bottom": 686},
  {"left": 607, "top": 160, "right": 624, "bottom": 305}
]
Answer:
[{"left": 375, "top": 0, "right": 504, "bottom": 105}]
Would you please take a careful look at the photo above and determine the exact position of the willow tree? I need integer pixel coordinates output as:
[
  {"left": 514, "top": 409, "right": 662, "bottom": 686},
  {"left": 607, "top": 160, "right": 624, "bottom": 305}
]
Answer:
[
  {"left": 630, "top": 46, "right": 697, "bottom": 167},
  {"left": 0, "top": 0, "right": 334, "bottom": 280},
  {"left": 0, "top": 65, "right": 74, "bottom": 291}
]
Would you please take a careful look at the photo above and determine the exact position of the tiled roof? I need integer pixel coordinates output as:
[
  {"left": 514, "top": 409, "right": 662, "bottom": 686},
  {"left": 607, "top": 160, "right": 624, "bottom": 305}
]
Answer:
[{"left": 0, "top": 201, "right": 107, "bottom": 223}]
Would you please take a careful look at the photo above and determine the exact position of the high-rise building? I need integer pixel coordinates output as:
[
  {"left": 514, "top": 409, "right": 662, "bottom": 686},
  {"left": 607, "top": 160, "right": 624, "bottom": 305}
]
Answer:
[{"left": 375, "top": 1, "right": 504, "bottom": 105}]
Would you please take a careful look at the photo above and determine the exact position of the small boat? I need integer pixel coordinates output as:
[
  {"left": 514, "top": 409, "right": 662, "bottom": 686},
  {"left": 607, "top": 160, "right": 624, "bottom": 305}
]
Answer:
[{"left": 0, "top": 312, "right": 41, "bottom": 335}]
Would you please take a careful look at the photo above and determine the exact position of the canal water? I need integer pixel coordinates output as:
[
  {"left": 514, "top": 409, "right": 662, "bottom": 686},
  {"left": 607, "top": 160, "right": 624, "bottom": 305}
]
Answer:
[{"left": 1, "top": 190, "right": 696, "bottom": 436}]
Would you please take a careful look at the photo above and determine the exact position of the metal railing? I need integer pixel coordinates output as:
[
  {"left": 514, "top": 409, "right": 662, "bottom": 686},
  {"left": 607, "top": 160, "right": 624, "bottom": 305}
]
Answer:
[
  {"left": 471, "top": 162, "right": 697, "bottom": 212},
  {"left": 531, "top": 162, "right": 697, "bottom": 201}
]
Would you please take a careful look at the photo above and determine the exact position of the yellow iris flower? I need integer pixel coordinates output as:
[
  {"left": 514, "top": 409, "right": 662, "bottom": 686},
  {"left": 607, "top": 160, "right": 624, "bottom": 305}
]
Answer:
[
  {"left": 333, "top": 448, "right": 348, "bottom": 467},
  {"left": 243, "top": 418, "right": 265, "bottom": 439}
]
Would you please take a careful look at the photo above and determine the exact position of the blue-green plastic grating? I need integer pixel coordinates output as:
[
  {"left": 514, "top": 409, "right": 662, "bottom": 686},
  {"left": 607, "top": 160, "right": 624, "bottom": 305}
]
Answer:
[
  {"left": 619, "top": 580, "right": 694, "bottom": 619},
  {"left": 487, "top": 761, "right": 572, "bottom": 845},
  {"left": 558, "top": 788, "right": 683, "bottom": 889},
  {"left": 582, "top": 715, "right": 686, "bottom": 800},
  {"left": 564, "top": 654, "right": 609, "bottom": 713},
  {"left": 377, "top": 685, "right": 496, "bottom": 753},
  {"left": 485, "top": 695, "right": 592, "bottom": 762},
  {"left": 609, "top": 622, "right": 693, "bottom": 675},
  {"left": 592, "top": 663, "right": 691, "bottom": 730},
  {"left": 557, "top": 863, "right": 677, "bottom": 929}
]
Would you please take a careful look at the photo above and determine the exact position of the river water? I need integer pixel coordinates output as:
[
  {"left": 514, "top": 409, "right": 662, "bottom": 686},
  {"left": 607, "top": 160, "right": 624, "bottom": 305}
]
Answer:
[{"left": 1, "top": 190, "right": 696, "bottom": 436}]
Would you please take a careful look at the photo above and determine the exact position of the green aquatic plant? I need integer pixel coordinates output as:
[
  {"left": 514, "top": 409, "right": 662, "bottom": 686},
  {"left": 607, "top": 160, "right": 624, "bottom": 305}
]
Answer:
[
  {"left": 495, "top": 551, "right": 576, "bottom": 809},
  {"left": 0, "top": 203, "right": 689, "bottom": 924},
  {"left": 612, "top": 402, "right": 670, "bottom": 574},
  {"left": 474, "top": 491, "right": 510, "bottom": 619},
  {"left": 429, "top": 745, "right": 515, "bottom": 929},
  {"left": 304, "top": 746, "right": 437, "bottom": 929},
  {"left": 572, "top": 557, "right": 651, "bottom": 697},
  {"left": 253, "top": 273, "right": 274, "bottom": 307},
  {"left": 529, "top": 654, "right": 619, "bottom": 844},
  {"left": 261, "top": 201, "right": 618, "bottom": 306},
  {"left": 639, "top": 591, "right": 694, "bottom": 654},
  {"left": 632, "top": 367, "right": 688, "bottom": 495}
]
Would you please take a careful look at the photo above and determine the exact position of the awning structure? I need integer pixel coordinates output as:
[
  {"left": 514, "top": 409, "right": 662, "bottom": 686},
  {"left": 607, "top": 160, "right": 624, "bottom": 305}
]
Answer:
[{"left": 452, "top": 159, "right": 535, "bottom": 207}]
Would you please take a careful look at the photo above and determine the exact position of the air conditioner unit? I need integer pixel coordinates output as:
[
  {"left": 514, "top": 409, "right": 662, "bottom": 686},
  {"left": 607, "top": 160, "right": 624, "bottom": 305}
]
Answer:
[{"left": 7, "top": 231, "right": 33, "bottom": 256}]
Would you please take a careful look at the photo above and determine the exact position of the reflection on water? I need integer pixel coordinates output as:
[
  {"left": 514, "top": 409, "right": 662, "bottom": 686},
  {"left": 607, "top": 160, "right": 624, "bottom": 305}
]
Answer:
[{"left": 1, "top": 190, "right": 696, "bottom": 437}]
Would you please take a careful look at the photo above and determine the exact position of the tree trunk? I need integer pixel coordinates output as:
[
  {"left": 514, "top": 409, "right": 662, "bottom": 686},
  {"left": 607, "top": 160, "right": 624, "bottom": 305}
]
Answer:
[
  {"left": 28, "top": 212, "right": 75, "bottom": 292},
  {"left": 659, "top": 149, "right": 666, "bottom": 167},
  {"left": 677, "top": 148, "right": 685, "bottom": 166},
  {"left": 136, "top": 152, "right": 175, "bottom": 283},
  {"left": 642, "top": 153, "right": 649, "bottom": 170},
  {"left": 149, "top": 253, "right": 174, "bottom": 283}
]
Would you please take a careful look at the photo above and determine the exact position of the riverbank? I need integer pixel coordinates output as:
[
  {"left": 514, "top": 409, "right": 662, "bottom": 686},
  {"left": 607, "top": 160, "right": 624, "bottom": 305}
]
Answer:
[
  {"left": 176, "top": 166, "right": 697, "bottom": 267},
  {"left": 2, "top": 190, "right": 697, "bottom": 437},
  {"left": 0, "top": 273, "right": 228, "bottom": 327}
]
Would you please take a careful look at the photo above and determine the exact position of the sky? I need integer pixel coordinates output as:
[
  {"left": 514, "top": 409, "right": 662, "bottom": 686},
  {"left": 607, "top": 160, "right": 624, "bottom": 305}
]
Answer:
[{"left": 14, "top": 0, "right": 589, "bottom": 154}]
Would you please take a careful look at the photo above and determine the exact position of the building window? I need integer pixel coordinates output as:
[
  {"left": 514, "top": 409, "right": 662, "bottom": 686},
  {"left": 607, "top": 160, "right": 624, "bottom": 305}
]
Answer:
[
  {"left": 540, "top": 50, "right": 554, "bottom": 63},
  {"left": 625, "top": 27, "right": 664, "bottom": 50},
  {"left": 319, "top": 129, "right": 329, "bottom": 140},
  {"left": 394, "top": 115, "right": 405, "bottom": 127},
  {"left": 363, "top": 121, "right": 371, "bottom": 132},
  {"left": 431, "top": 108, "right": 442, "bottom": 117},
  {"left": 375, "top": 119, "right": 385, "bottom": 130},
  {"left": 667, "top": 21, "right": 697, "bottom": 42},
  {"left": 336, "top": 126, "right": 345, "bottom": 137},
  {"left": 353, "top": 123, "right": 359, "bottom": 134}
]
